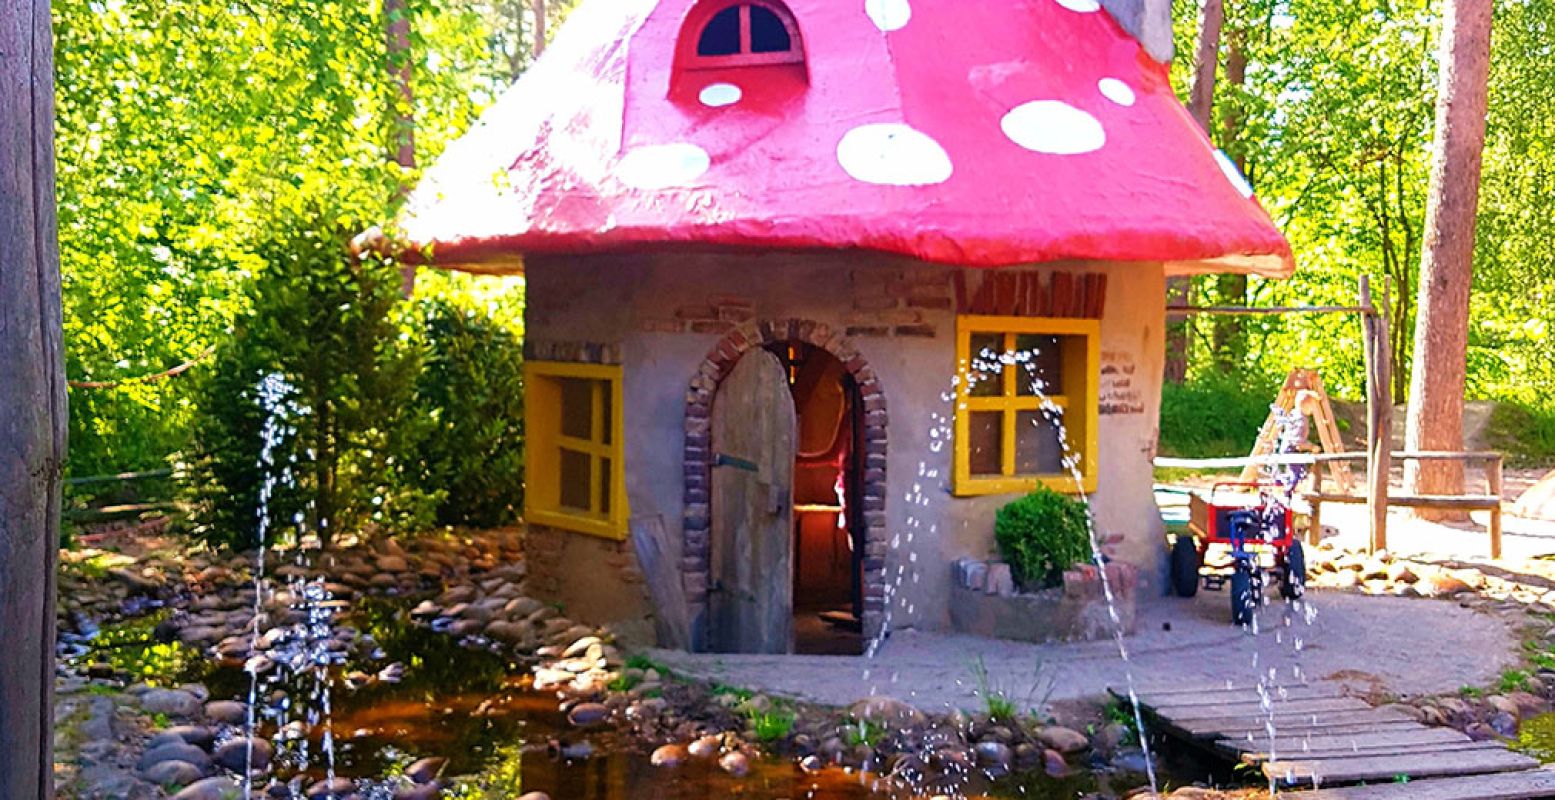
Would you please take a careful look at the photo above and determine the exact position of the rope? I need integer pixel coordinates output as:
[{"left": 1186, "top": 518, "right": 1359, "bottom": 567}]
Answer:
[{"left": 67, "top": 345, "right": 216, "bottom": 390}]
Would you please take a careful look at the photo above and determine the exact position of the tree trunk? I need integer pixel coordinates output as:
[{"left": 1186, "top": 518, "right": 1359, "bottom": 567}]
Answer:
[
  {"left": 532, "top": 0, "right": 548, "bottom": 59},
  {"left": 384, "top": 0, "right": 417, "bottom": 295},
  {"left": 1165, "top": 0, "right": 1225, "bottom": 383},
  {"left": 0, "top": 1, "right": 66, "bottom": 797},
  {"left": 1403, "top": 0, "right": 1493, "bottom": 504},
  {"left": 1210, "top": 32, "right": 1248, "bottom": 372}
]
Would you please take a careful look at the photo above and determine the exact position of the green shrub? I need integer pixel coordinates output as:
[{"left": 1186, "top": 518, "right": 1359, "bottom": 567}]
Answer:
[
  {"left": 1486, "top": 401, "right": 1555, "bottom": 468},
  {"left": 404, "top": 299, "right": 526, "bottom": 527},
  {"left": 182, "top": 212, "right": 435, "bottom": 549},
  {"left": 1158, "top": 372, "right": 1280, "bottom": 458},
  {"left": 994, "top": 487, "right": 1092, "bottom": 590}
]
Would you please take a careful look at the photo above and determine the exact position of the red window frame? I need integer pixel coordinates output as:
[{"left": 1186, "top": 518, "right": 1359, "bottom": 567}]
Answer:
[{"left": 677, "top": 0, "right": 805, "bottom": 70}]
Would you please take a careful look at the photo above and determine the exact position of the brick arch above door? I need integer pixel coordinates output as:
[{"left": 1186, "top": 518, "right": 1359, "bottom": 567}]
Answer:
[{"left": 682, "top": 319, "right": 888, "bottom": 647}]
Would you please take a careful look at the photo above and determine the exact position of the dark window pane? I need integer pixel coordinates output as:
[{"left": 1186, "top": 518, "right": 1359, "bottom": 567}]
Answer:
[
  {"left": 968, "top": 411, "right": 1003, "bottom": 476},
  {"left": 967, "top": 333, "right": 1004, "bottom": 397},
  {"left": 560, "top": 448, "right": 593, "bottom": 512},
  {"left": 697, "top": 6, "right": 742, "bottom": 56},
  {"left": 749, "top": 5, "right": 792, "bottom": 52},
  {"left": 559, "top": 378, "right": 593, "bottom": 439},
  {"left": 1015, "top": 409, "right": 1066, "bottom": 475},
  {"left": 1015, "top": 334, "right": 1063, "bottom": 396},
  {"left": 600, "top": 381, "right": 612, "bottom": 445},
  {"left": 599, "top": 457, "right": 612, "bottom": 514}
]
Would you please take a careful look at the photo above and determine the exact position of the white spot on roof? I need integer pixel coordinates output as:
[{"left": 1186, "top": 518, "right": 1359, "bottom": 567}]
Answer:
[
  {"left": 1099, "top": 78, "right": 1136, "bottom": 106},
  {"left": 837, "top": 123, "right": 952, "bottom": 186},
  {"left": 617, "top": 143, "right": 710, "bottom": 190},
  {"left": 1055, "top": 0, "right": 1100, "bottom": 11},
  {"left": 1001, "top": 101, "right": 1106, "bottom": 155},
  {"left": 1215, "top": 150, "right": 1256, "bottom": 198},
  {"left": 865, "top": 0, "right": 912, "bottom": 31},
  {"left": 699, "top": 83, "right": 742, "bottom": 108}
]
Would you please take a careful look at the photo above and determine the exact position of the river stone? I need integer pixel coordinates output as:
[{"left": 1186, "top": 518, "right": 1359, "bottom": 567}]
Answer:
[
  {"left": 163, "top": 725, "right": 217, "bottom": 749},
  {"left": 205, "top": 700, "right": 247, "bottom": 725},
  {"left": 79, "top": 764, "right": 159, "bottom": 800},
  {"left": 484, "top": 621, "right": 529, "bottom": 646},
  {"left": 375, "top": 555, "right": 409, "bottom": 572},
  {"left": 974, "top": 741, "right": 1012, "bottom": 768},
  {"left": 139, "top": 689, "right": 203, "bottom": 717},
  {"left": 139, "top": 742, "right": 212, "bottom": 772},
  {"left": 305, "top": 777, "right": 355, "bottom": 798},
  {"left": 393, "top": 782, "right": 442, "bottom": 800},
  {"left": 651, "top": 743, "right": 689, "bottom": 768},
  {"left": 172, "top": 776, "right": 242, "bottom": 800},
  {"left": 143, "top": 759, "right": 207, "bottom": 788},
  {"left": 688, "top": 734, "right": 722, "bottom": 759},
  {"left": 403, "top": 756, "right": 446, "bottom": 784},
  {"left": 516, "top": 793, "right": 552, "bottom": 800},
  {"left": 558, "top": 740, "right": 595, "bottom": 760},
  {"left": 1036, "top": 726, "right": 1089, "bottom": 754},
  {"left": 504, "top": 597, "right": 543, "bottom": 619},
  {"left": 213, "top": 737, "right": 274, "bottom": 771},
  {"left": 718, "top": 750, "right": 750, "bottom": 777},
  {"left": 1043, "top": 748, "right": 1071, "bottom": 777},
  {"left": 568, "top": 702, "right": 610, "bottom": 726},
  {"left": 848, "top": 696, "right": 926, "bottom": 727}
]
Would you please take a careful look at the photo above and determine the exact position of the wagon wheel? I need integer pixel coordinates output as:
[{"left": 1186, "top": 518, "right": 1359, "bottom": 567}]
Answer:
[
  {"left": 1280, "top": 541, "right": 1307, "bottom": 600},
  {"left": 1171, "top": 535, "right": 1201, "bottom": 598}
]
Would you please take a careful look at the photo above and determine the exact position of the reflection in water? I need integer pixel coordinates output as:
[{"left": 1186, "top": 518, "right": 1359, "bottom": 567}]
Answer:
[{"left": 91, "top": 598, "right": 1115, "bottom": 798}]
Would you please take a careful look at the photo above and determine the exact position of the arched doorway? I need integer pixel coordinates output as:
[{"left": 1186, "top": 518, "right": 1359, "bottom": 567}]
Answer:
[{"left": 682, "top": 319, "right": 888, "bottom": 654}]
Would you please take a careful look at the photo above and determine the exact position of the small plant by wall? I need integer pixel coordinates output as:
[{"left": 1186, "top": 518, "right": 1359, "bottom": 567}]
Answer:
[{"left": 994, "top": 487, "right": 1091, "bottom": 591}]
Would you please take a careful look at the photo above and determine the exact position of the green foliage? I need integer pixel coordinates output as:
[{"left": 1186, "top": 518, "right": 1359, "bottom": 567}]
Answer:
[
  {"left": 404, "top": 298, "right": 526, "bottom": 527},
  {"left": 968, "top": 655, "right": 1056, "bottom": 723},
  {"left": 1500, "top": 669, "right": 1533, "bottom": 694},
  {"left": 1486, "top": 403, "right": 1555, "bottom": 468},
  {"left": 994, "top": 488, "right": 1092, "bottom": 590},
  {"left": 1158, "top": 372, "right": 1280, "bottom": 458},
  {"left": 747, "top": 706, "right": 797, "bottom": 743},
  {"left": 182, "top": 214, "right": 436, "bottom": 549},
  {"left": 841, "top": 718, "right": 887, "bottom": 748},
  {"left": 1102, "top": 698, "right": 1142, "bottom": 747}
]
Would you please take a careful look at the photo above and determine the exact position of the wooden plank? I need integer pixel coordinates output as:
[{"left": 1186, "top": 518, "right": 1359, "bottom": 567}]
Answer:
[
  {"left": 1213, "top": 726, "right": 1471, "bottom": 758},
  {"left": 0, "top": 2, "right": 65, "bottom": 798},
  {"left": 1307, "top": 492, "right": 1499, "bottom": 507},
  {"left": 629, "top": 515, "right": 691, "bottom": 650},
  {"left": 1194, "top": 712, "right": 1424, "bottom": 737},
  {"left": 1170, "top": 707, "right": 1415, "bottom": 736},
  {"left": 1242, "top": 740, "right": 1506, "bottom": 765},
  {"left": 1265, "top": 748, "right": 1539, "bottom": 786},
  {"left": 1290, "top": 769, "right": 1555, "bottom": 799}
]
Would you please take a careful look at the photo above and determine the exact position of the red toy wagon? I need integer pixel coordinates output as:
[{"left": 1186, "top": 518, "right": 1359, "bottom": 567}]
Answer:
[{"left": 1168, "top": 481, "right": 1306, "bottom": 625}]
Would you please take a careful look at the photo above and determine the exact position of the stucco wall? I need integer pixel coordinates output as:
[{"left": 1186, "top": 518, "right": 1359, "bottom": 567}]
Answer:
[{"left": 523, "top": 250, "right": 1167, "bottom": 642}]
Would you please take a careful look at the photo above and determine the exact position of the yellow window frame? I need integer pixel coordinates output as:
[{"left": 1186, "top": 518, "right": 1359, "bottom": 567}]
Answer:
[
  {"left": 953, "top": 315, "right": 1100, "bottom": 496},
  {"left": 524, "top": 361, "right": 629, "bottom": 539}
]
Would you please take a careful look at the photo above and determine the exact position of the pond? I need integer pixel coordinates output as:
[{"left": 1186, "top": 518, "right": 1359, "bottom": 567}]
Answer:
[{"left": 80, "top": 597, "right": 1139, "bottom": 799}]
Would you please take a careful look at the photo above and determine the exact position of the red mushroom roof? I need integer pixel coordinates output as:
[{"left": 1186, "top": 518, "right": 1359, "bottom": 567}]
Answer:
[{"left": 401, "top": 0, "right": 1294, "bottom": 276}]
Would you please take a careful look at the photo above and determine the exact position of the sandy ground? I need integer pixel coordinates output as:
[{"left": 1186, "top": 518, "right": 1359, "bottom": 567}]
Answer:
[{"left": 650, "top": 588, "right": 1521, "bottom": 714}]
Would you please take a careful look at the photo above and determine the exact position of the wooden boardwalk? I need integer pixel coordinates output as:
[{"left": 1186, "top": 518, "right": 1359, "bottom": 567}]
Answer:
[{"left": 1113, "top": 681, "right": 1555, "bottom": 799}]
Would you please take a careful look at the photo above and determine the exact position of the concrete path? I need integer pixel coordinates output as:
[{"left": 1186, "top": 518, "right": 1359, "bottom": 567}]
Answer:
[{"left": 650, "top": 589, "right": 1521, "bottom": 714}]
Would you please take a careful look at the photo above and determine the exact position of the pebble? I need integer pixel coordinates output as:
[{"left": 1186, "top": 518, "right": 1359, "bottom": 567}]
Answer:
[
  {"left": 650, "top": 743, "right": 688, "bottom": 767},
  {"left": 567, "top": 702, "right": 610, "bottom": 726},
  {"left": 404, "top": 756, "right": 447, "bottom": 784},
  {"left": 718, "top": 750, "right": 750, "bottom": 777},
  {"left": 305, "top": 777, "right": 355, "bottom": 798},
  {"left": 1036, "top": 725, "right": 1090, "bottom": 754},
  {"left": 173, "top": 777, "right": 243, "bottom": 800},
  {"left": 137, "top": 742, "right": 211, "bottom": 773},
  {"left": 204, "top": 700, "right": 247, "bottom": 725},
  {"left": 138, "top": 688, "right": 203, "bottom": 718},
  {"left": 1043, "top": 747, "right": 1070, "bottom": 777},
  {"left": 973, "top": 741, "right": 1012, "bottom": 768},
  {"left": 213, "top": 737, "right": 274, "bottom": 772},
  {"left": 142, "top": 760, "right": 206, "bottom": 788},
  {"left": 688, "top": 734, "right": 722, "bottom": 758}
]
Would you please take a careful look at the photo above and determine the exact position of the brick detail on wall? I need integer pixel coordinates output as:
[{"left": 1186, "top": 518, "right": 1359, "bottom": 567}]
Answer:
[
  {"left": 682, "top": 318, "right": 890, "bottom": 644},
  {"left": 525, "top": 340, "right": 622, "bottom": 364},
  {"left": 847, "top": 268, "right": 952, "bottom": 338}
]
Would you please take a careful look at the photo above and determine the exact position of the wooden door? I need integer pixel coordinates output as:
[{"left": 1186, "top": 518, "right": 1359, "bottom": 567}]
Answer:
[{"left": 710, "top": 349, "right": 796, "bottom": 654}]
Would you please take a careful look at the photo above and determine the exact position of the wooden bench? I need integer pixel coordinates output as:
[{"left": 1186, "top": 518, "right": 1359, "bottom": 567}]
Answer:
[{"left": 1303, "top": 451, "right": 1504, "bottom": 558}]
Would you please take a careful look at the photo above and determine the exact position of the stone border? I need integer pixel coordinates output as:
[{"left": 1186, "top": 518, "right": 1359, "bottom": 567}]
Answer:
[{"left": 682, "top": 318, "right": 889, "bottom": 648}]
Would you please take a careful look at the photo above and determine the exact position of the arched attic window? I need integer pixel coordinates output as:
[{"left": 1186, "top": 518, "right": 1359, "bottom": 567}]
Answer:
[{"left": 679, "top": 0, "right": 805, "bottom": 70}]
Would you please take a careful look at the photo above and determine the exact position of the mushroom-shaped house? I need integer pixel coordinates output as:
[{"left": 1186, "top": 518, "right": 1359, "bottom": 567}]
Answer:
[{"left": 402, "top": 0, "right": 1294, "bottom": 653}]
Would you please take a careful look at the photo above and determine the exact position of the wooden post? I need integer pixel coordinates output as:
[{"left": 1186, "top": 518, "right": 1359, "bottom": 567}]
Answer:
[
  {"left": 0, "top": 1, "right": 65, "bottom": 797},
  {"left": 1489, "top": 455, "right": 1504, "bottom": 559},
  {"left": 1360, "top": 276, "right": 1392, "bottom": 554}
]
